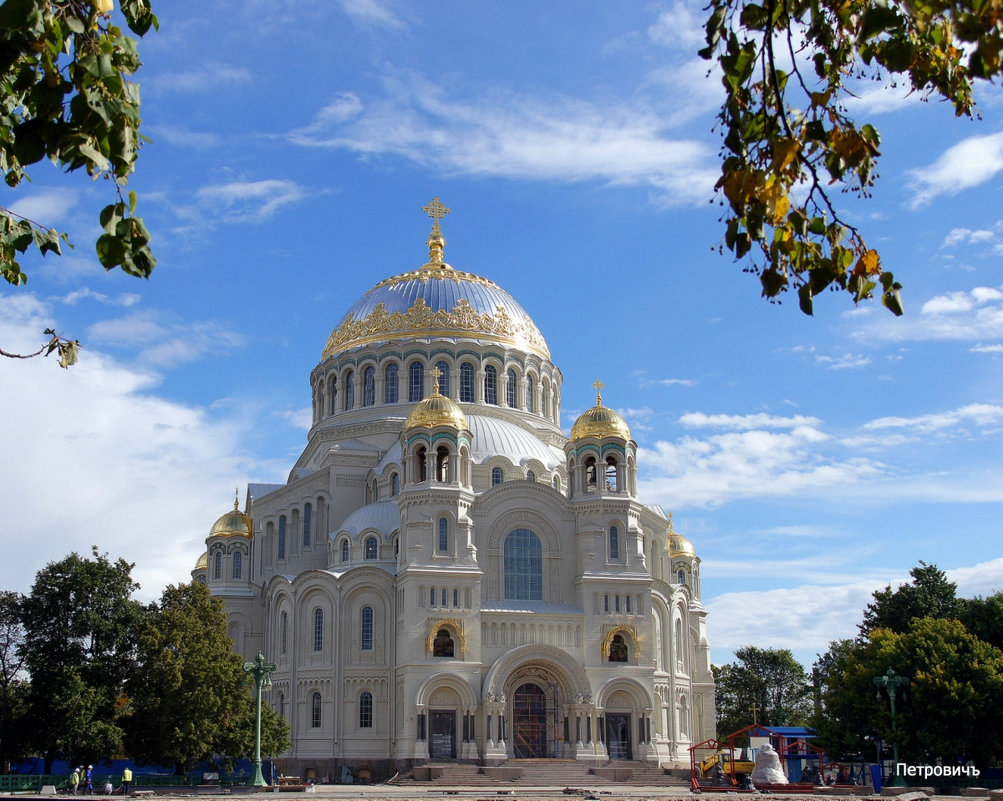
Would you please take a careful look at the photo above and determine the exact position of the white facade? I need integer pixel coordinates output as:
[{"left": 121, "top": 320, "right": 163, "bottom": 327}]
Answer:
[{"left": 194, "top": 206, "right": 714, "bottom": 779}]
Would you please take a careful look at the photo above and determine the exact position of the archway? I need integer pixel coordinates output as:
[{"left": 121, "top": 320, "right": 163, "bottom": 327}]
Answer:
[{"left": 512, "top": 683, "right": 548, "bottom": 758}]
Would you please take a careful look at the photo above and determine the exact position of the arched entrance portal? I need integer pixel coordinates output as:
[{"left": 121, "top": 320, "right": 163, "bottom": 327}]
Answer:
[{"left": 512, "top": 682, "right": 563, "bottom": 758}]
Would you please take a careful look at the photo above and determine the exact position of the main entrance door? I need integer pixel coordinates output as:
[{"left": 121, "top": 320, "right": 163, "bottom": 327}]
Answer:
[
  {"left": 513, "top": 683, "right": 548, "bottom": 758},
  {"left": 606, "top": 713, "right": 632, "bottom": 760},
  {"left": 429, "top": 710, "right": 456, "bottom": 759}
]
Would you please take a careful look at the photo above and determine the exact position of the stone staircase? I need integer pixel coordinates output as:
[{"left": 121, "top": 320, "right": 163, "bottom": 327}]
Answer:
[{"left": 395, "top": 759, "right": 690, "bottom": 788}]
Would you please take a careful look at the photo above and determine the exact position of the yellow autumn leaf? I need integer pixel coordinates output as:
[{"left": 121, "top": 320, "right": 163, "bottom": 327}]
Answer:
[
  {"left": 856, "top": 249, "right": 881, "bottom": 275},
  {"left": 94, "top": 0, "right": 113, "bottom": 14},
  {"left": 772, "top": 138, "right": 802, "bottom": 173}
]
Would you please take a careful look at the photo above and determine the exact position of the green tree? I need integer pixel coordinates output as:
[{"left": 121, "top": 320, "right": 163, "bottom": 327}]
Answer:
[
  {"left": 714, "top": 645, "right": 812, "bottom": 738},
  {"left": 125, "top": 582, "right": 289, "bottom": 774},
  {"left": 860, "top": 561, "right": 959, "bottom": 636},
  {"left": 0, "top": 0, "right": 157, "bottom": 366},
  {"left": 19, "top": 547, "right": 145, "bottom": 772},
  {"left": 700, "top": 0, "right": 1003, "bottom": 315},
  {"left": 0, "top": 591, "right": 27, "bottom": 772},
  {"left": 958, "top": 592, "right": 1003, "bottom": 651}
]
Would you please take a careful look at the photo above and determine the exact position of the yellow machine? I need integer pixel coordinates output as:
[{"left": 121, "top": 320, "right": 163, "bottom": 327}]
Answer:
[{"left": 700, "top": 750, "right": 756, "bottom": 777}]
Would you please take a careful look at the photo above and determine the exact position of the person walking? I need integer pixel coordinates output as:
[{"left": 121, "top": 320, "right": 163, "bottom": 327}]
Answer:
[
  {"left": 121, "top": 767, "right": 132, "bottom": 795},
  {"left": 84, "top": 765, "right": 93, "bottom": 794},
  {"left": 70, "top": 767, "right": 80, "bottom": 795}
]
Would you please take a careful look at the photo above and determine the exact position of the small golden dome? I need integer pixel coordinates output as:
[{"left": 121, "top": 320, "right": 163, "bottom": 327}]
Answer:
[
  {"left": 669, "top": 533, "right": 695, "bottom": 557},
  {"left": 570, "top": 380, "right": 631, "bottom": 442},
  {"left": 195, "top": 552, "right": 208, "bottom": 570},
  {"left": 405, "top": 374, "right": 467, "bottom": 431},
  {"left": 209, "top": 493, "right": 253, "bottom": 538}
]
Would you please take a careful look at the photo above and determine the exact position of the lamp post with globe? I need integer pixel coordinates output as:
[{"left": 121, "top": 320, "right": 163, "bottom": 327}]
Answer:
[
  {"left": 873, "top": 668, "right": 909, "bottom": 787},
  {"left": 243, "top": 652, "right": 277, "bottom": 787}
]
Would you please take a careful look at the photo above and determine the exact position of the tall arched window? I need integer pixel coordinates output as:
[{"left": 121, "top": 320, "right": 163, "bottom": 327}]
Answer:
[
  {"left": 408, "top": 361, "right": 424, "bottom": 402},
  {"left": 328, "top": 378, "right": 337, "bottom": 415},
  {"left": 279, "top": 693, "right": 285, "bottom": 720},
  {"left": 365, "top": 536, "right": 378, "bottom": 559},
  {"left": 359, "top": 691, "right": 373, "bottom": 728},
  {"left": 213, "top": 551, "right": 221, "bottom": 580},
  {"left": 460, "top": 363, "right": 475, "bottom": 402},
  {"left": 384, "top": 363, "right": 399, "bottom": 404},
  {"left": 341, "top": 539, "right": 349, "bottom": 562},
  {"left": 609, "top": 526, "right": 619, "bottom": 560},
  {"left": 435, "top": 361, "right": 450, "bottom": 396},
  {"left": 484, "top": 365, "right": 498, "bottom": 405},
  {"left": 391, "top": 473, "right": 399, "bottom": 496},
  {"left": 526, "top": 375, "right": 535, "bottom": 412},
  {"left": 504, "top": 528, "right": 543, "bottom": 600},
  {"left": 303, "top": 502, "right": 312, "bottom": 547},
  {"left": 363, "top": 365, "right": 375, "bottom": 406},
  {"left": 232, "top": 550, "right": 242, "bottom": 579},
  {"left": 526, "top": 470, "right": 536, "bottom": 482},
  {"left": 280, "top": 611, "right": 288, "bottom": 655},
  {"left": 311, "top": 692, "right": 322, "bottom": 727},
  {"left": 344, "top": 370, "right": 355, "bottom": 410},
  {"left": 361, "top": 606, "right": 373, "bottom": 650},
  {"left": 506, "top": 368, "right": 517, "bottom": 407},
  {"left": 313, "top": 608, "right": 324, "bottom": 652},
  {"left": 678, "top": 569, "right": 686, "bottom": 586},
  {"left": 605, "top": 456, "right": 619, "bottom": 491},
  {"left": 436, "top": 445, "right": 449, "bottom": 482},
  {"left": 438, "top": 517, "right": 449, "bottom": 552},
  {"left": 491, "top": 466, "right": 503, "bottom": 486},
  {"left": 277, "top": 516, "right": 286, "bottom": 560}
]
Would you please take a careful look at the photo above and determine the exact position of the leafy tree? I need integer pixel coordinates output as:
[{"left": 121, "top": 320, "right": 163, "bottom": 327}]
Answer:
[
  {"left": 700, "top": 0, "right": 1003, "bottom": 315},
  {"left": 0, "top": 0, "right": 157, "bottom": 365},
  {"left": 714, "top": 645, "right": 812, "bottom": 737},
  {"left": 958, "top": 592, "right": 1003, "bottom": 652},
  {"left": 0, "top": 591, "right": 27, "bottom": 772},
  {"left": 815, "top": 618, "right": 1003, "bottom": 764},
  {"left": 19, "top": 547, "right": 145, "bottom": 772},
  {"left": 860, "top": 561, "right": 959, "bottom": 636},
  {"left": 126, "top": 582, "right": 289, "bottom": 774}
]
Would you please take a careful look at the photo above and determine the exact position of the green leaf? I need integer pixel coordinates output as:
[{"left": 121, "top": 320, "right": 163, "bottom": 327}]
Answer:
[{"left": 96, "top": 233, "right": 125, "bottom": 268}]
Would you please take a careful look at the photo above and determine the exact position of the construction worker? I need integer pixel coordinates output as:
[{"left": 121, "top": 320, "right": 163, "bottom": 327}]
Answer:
[{"left": 122, "top": 767, "right": 132, "bottom": 795}]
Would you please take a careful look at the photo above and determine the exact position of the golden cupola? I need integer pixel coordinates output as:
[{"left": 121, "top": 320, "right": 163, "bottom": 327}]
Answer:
[
  {"left": 209, "top": 493, "right": 253, "bottom": 538},
  {"left": 405, "top": 368, "right": 467, "bottom": 431},
  {"left": 570, "top": 380, "right": 631, "bottom": 442},
  {"left": 667, "top": 512, "right": 695, "bottom": 557}
]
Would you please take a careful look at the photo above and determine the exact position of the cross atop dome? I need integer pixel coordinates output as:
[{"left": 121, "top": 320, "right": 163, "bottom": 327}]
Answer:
[
  {"left": 421, "top": 196, "right": 452, "bottom": 269},
  {"left": 430, "top": 365, "right": 443, "bottom": 395},
  {"left": 593, "top": 379, "right": 604, "bottom": 405}
]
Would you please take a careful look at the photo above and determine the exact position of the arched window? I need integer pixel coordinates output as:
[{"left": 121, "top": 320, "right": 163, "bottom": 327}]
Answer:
[
  {"left": 303, "top": 502, "right": 312, "bottom": 547},
  {"left": 359, "top": 691, "right": 373, "bottom": 728},
  {"left": 435, "top": 361, "right": 450, "bottom": 396},
  {"left": 484, "top": 365, "right": 498, "bottom": 405},
  {"left": 506, "top": 368, "right": 517, "bottom": 407},
  {"left": 384, "top": 363, "right": 399, "bottom": 404},
  {"left": 433, "top": 628, "right": 455, "bottom": 657},
  {"left": 491, "top": 466, "right": 503, "bottom": 487},
  {"left": 436, "top": 445, "right": 449, "bottom": 482},
  {"left": 344, "top": 370, "right": 354, "bottom": 410},
  {"left": 678, "top": 569, "right": 686, "bottom": 586},
  {"left": 311, "top": 692, "right": 322, "bottom": 728},
  {"left": 526, "top": 375, "right": 535, "bottom": 412},
  {"left": 408, "top": 361, "right": 424, "bottom": 402},
  {"left": 363, "top": 366, "right": 375, "bottom": 406},
  {"left": 609, "top": 633, "right": 628, "bottom": 662},
  {"left": 232, "top": 550, "right": 242, "bottom": 579},
  {"left": 605, "top": 456, "right": 619, "bottom": 491},
  {"left": 361, "top": 606, "right": 373, "bottom": 650},
  {"left": 460, "top": 363, "right": 475, "bottom": 402},
  {"left": 391, "top": 473, "right": 399, "bottom": 496},
  {"left": 526, "top": 470, "right": 535, "bottom": 482},
  {"left": 504, "top": 528, "right": 543, "bottom": 600},
  {"left": 279, "top": 693, "right": 285, "bottom": 720},
  {"left": 552, "top": 475, "right": 561, "bottom": 491},
  {"left": 609, "top": 526, "right": 619, "bottom": 560},
  {"left": 328, "top": 378, "right": 337, "bottom": 415},
  {"left": 615, "top": 594, "right": 621, "bottom": 613},
  {"left": 213, "top": 551, "right": 221, "bottom": 580},
  {"left": 585, "top": 456, "right": 597, "bottom": 490},
  {"left": 313, "top": 608, "right": 324, "bottom": 652},
  {"left": 280, "top": 611, "right": 288, "bottom": 655},
  {"left": 277, "top": 516, "right": 286, "bottom": 560},
  {"left": 626, "top": 595, "right": 632, "bottom": 614},
  {"left": 416, "top": 445, "right": 427, "bottom": 483},
  {"left": 438, "top": 517, "right": 449, "bottom": 552},
  {"left": 365, "top": 536, "right": 378, "bottom": 559},
  {"left": 341, "top": 539, "right": 349, "bottom": 562}
]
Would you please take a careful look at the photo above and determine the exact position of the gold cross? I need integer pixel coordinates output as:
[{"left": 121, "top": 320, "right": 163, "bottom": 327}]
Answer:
[
  {"left": 422, "top": 196, "right": 451, "bottom": 226},
  {"left": 430, "top": 366, "right": 443, "bottom": 394},
  {"left": 749, "top": 703, "right": 761, "bottom": 725},
  {"left": 593, "top": 378, "right": 604, "bottom": 405}
]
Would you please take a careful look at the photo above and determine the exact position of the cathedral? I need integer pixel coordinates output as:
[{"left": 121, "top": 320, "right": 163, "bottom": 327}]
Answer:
[{"left": 192, "top": 199, "right": 715, "bottom": 779}]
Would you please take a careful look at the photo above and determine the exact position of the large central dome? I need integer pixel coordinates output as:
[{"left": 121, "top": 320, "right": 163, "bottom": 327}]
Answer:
[{"left": 321, "top": 199, "right": 550, "bottom": 361}]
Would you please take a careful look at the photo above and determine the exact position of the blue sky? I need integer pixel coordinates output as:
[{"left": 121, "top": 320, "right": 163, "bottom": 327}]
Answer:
[{"left": 1, "top": 0, "right": 1002, "bottom": 668}]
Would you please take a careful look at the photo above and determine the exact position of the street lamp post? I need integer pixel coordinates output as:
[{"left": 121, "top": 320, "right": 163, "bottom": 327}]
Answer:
[
  {"left": 243, "top": 652, "right": 277, "bottom": 787},
  {"left": 873, "top": 668, "right": 909, "bottom": 787}
]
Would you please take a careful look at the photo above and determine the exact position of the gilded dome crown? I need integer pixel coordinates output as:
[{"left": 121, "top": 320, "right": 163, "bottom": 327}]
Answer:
[
  {"left": 194, "top": 552, "right": 208, "bottom": 570},
  {"left": 570, "top": 380, "right": 631, "bottom": 442},
  {"left": 669, "top": 533, "right": 695, "bottom": 557},
  {"left": 209, "top": 494, "right": 253, "bottom": 538},
  {"left": 405, "top": 370, "right": 467, "bottom": 431}
]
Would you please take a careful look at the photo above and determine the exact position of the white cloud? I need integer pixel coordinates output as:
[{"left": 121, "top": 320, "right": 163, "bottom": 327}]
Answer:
[
  {"left": 850, "top": 284, "right": 1003, "bottom": 343},
  {"left": 971, "top": 343, "right": 1003, "bottom": 353},
  {"left": 679, "top": 411, "right": 822, "bottom": 429},
  {"left": 339, "top": 0, "right": 407, "bottom": 30},
  {"left": 0, "top": 294, "right": 285, "bottom": 601},
  {"left": 150, "top": 124, "right": 221, "bottom": 149},
  {"left": 648, "top": 2, "right": 706, "bottom": 49},
  {"left": 61, "top": 288, "right": 142, "bottom": 307},
  {"left": 277, "top": 407, "right": 313, "bottom": 430},
  {"left": 813, "top": 352, "right": 872, "bottom": 370},
  {"left": 196, "top": 179, "right": 307, "bottom": 223},
  {"left": 908, "top": 130, "right": 1003, "bottom": 209},
  {"left": 8, "top": 189, "right": 79, "bottom": 227},
  {"left": 864, "top": 402, "right": 1003, "bottom": 433},
  {"left": 942, "top": 226, "right": 998, "bottom": 248},
  {"left": 287, "top": 75, "right": 718, "bottom": 205},
  {"left": 151, "top": 62, "right": 252, "bottom": 93},
  {"left": 843, "top": 81, "right": 924, "bottom": 115}
]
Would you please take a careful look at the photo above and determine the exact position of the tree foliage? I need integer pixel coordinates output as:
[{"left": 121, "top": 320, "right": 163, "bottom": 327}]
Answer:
[
  {"left": 860, "top": 561, "right": 959, "bottom": 636},
  {"left": 700, "top": 0, "right": 1003, "bottom": 315},
  {"left": 19, "top": 547, "right": 144, "bottom": 771},
  {"left": 126, "top": 582, "right": 289, "bottom": 774},
  {"left": 714, "top": 645, "right": 812, "bottom": 737},
  {"left": 0, "top": 0, "right": 157, "bottom": 363},
  {"left": 0, "top": 591, "right": 26, "bottom": 772}
]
